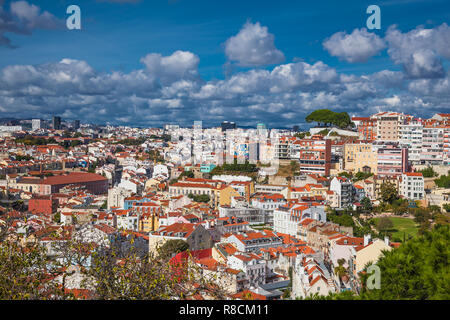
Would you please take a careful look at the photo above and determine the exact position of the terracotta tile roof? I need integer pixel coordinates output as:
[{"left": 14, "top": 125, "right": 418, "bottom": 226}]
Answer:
[
  {"left": 41, "top": 172, "right": 107, "bottom": 185},
  {"left": 232, "top": 290, "right": 266, "bottom": 300}
]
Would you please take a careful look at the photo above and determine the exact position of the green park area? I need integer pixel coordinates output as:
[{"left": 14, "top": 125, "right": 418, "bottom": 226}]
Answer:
[{"left": 372, "top": 216, "right": 419, "bottom": 242}]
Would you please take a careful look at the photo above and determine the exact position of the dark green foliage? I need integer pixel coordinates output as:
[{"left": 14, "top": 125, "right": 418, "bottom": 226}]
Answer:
[
  {"left": 354, "top": 171, "right": 373, "bottom": 182},
  {"left": 180, "top": 171, "right": 194, "bottom": 179},
  {"left": 53, "top": 211, "right": 61, "bottom": 223},
  {"left": 327, "top": 210, "right": 355, "bottom": 227},
  {"left": 338, "top": 171, "right": 353, "bottom": 179},
  {"left": 157, "top": 239, "right": 189, "bottom": 259},
  {"left": 419, "top": 167, "right": 438, "bottom": 178},
  {"left": 149, "top": 134, "right": 171, "bottom": 142},
  {"left": 210, "top": 160, "right": 257, "bottom": 175},
  {"left": 377, "top": 217, "right": 394, "bottom": 233},
  {"left": 380, "top": 182, "right": 399, "bottom": 204},
  {"left": 293, "top": 132, "right": 310, "bottom": 139},
  {"left": 360, "top": 225, "right": 450, "bottom": 299},
  {"left": 115, "top": 137, "right": 146, "bottom": 146},
  {"left": 15, "top": 135, "right": 57, "bottom": 146},
  {"left": 13, "top": 155, "right": 33, "bottom": 161},
  {"left": 188, "top": 193, "right": 210, "bottom": 203},
  {"left": 434, "top": 171, "right": 450, "bottom": 188},
  {"left": 305, "top": 109, "right": 352, "bottom": 128},
  {"left": 361, "top": 197, "right": 373, "bottom": 212}
]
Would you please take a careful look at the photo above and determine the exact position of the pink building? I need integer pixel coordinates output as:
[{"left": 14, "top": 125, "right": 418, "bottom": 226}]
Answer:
[{"left": 377, "top": 144, "right": 408, "bottom": 177}]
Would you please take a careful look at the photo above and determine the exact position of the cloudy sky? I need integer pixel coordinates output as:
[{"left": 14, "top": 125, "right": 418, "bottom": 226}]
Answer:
[{"left": 0, "top": 0, "right": 449, "bottom": 128}]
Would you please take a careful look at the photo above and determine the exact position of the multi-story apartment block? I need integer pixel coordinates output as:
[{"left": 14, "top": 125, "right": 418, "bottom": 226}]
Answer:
[
  {"left": 32, "top": 119, "right": 42, "bottom": 131},
  {"left": 276, "top": 136, "right": 295, "bottom": 160},
  {"left": 293, "top": 137, "right": 331, "bottom": 176},
  {"left": 371, "top": 111, "right": 407, "bottom": 142},
  {"left": 352, "top": 117, "right": 377, "bottom": 141},
  {"left": 444, "top": 127, "right": 450, "bottom": 165},
  {"left": 329, "top": 177, "right": 356, "bottom": 208},
  {"left": 344, "top": 143, "right": 378, "bottom": 174},
  {"left": 227, "top": 252, "right": 266, "bottom": 287},
  {"left": 223, "top": 229, "right": 283, "bottom": 253},
  {"left": 399, "top": 118, "right": 423, "bottom": 164},
  {"left": 400, "top": 172, "right": 424, "bottom": 200},
  {"left": 273, "top": 202, "right": 326, "bottom": 237},
  {"left": 421, "top": 125, "right": 445, "bottom": 165},
  {"left": 376, "top": 144, "right": 408, "bottom": 177}
]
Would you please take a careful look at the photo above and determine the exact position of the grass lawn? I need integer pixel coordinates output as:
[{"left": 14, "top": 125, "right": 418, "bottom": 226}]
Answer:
[{"left": 373, "top": 217, "right": 419, "bottom": 242}]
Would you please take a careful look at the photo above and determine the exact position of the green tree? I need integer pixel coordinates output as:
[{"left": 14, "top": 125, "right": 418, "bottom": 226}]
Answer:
[
  {"left": 305, "top": 109, "right": 352, "bottom": 128},
  {"left": 419, "top": 166, "right": 438, "bottom": 178},
  {"left": 157, "top": 239, "right": 189, "bottom": 260},
  {"left": 0, "top": 223, "right": 227, "bottom": 300},
  {"left": 376, "top": 217, "right": 394, "bottom": 236},
  {"left": 360, "top": 225, "right": 450, "bottom": 299},
  {"left": 434, "top": 171, "right": 450, "bottom": 188},
  {"left": 53, "top": 212, "right": 61, "bottom": 223},
  {"left": 334, "top": 258, "right": 348, "bottom": 284},
  {"left": 361, "top": 197, "right": 373, "bottom": 212},
  {"left": 380, "top": 182, "right": 399, "bottom": 204}
]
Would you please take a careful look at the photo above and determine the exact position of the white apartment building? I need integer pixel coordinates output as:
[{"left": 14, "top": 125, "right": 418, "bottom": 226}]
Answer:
[
  {"left": 32, "top": 119, "right": 42, "bottom": 131},
  {"left": 273, "top": 202, "right": 326, "bottom": 237},
  {"left": 107, "top": 186, "right": 133, "bottom": 209},
  {"left": 329, "top": 176, "right": 356, "bottom": 208},
  {"left": 400, "top": 172, "right": 424, "bottom": 200},
  {"left": 227, "top": 253, "right": 267, "bottom": 287},
  {"left": 421, "top": 126, "right": 445, "bottom": 165},
  {"left": 399, "top": 119, "right": 423, "bottom": 164}
]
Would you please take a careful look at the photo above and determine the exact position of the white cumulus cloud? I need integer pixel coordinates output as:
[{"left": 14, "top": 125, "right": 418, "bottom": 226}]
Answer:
[
  {"left": 323, "top": 28, "right": 386, "bottom": 63},
  {"left": 225, "top": 21, "right": 285, "bottom": 67}
]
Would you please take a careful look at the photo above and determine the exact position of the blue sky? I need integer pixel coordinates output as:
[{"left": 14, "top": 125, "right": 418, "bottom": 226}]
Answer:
[{"left": 0, "top": 0, "right": 449, "bottom": 127}]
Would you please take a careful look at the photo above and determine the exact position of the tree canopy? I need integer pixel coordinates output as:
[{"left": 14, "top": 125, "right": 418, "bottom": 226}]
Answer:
[
  {"left": 434, "top": 171, "right": 450, "bottom": 188},
  {"left": 305, "top": 109, "right": 352, "bottom": 128},
  {"left": 380, "top": 182, "right": 399, "bottom": 204}
]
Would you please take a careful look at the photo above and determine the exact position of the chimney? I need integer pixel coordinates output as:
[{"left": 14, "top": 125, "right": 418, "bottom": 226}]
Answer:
[
  {"left": 363, "top": 234, "right": 371, "bottom": 246},
  {"left": 384, "top": 236, "right": 389, "bottom": 246}
]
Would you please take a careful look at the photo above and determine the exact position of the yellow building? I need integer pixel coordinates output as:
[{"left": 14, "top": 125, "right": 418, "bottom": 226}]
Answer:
[
  {"left": 217, "top": 185, "right": 241, "bottom": 207},
  {"left": 168, "top": 181, "right": 240, "bottom": 209},
  {"left": 344, "top": 143, "right": 378, "bottom": 174},
  {"left": 139, "top": 212, "right": 160, "bottom": 232}
]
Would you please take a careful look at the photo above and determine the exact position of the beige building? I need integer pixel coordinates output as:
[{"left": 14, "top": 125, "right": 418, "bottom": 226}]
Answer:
[
  {"left": 7, "top": 176, "right": 42, "bottom": 194},
  {"left": 350, "top": 238, "right": 392, "bottom": 276},
  {"left": 371, "top": 111, "right": 407, "bottom": 142},
  {"left": 148, "top": 223, "right": 213, "bottom": 255},
  {"left": 344, "top": 143, "right": 378, "bottom": 174}
]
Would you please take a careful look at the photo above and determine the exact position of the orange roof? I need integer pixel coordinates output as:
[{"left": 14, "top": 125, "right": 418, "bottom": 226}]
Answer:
[
  {"left": 153, "top": 223, "right": 197, "bottom": 238},
  {"left": 41, "top": 172, "right": 107, "bottom": 185},
  {"left": 405, "top": 172, "right": 423, "bottom": 177},
  {"left": 232, "top": 290, "right": 266, "bottom": 300}
]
